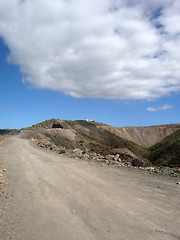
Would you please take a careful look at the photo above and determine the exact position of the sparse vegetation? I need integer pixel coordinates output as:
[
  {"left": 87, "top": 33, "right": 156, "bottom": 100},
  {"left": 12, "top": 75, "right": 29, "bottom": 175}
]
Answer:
[
  {"left": 68, "top": 120, "right": 80, "bottom": 126},
  {"left": 24, "top": 119, "right": 180, "bottom": 167},
  {"left": 146, "top": 129, "right": 180, "bottom": 167}
]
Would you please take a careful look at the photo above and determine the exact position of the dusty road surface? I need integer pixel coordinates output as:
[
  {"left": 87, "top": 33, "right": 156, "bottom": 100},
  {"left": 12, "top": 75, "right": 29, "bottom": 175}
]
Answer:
[{"left": 0, "top": 136, "right": 180, "bottom": 240}]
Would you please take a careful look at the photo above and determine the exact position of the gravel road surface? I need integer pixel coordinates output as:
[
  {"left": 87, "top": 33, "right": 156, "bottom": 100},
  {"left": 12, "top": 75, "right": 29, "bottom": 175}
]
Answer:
[{"left": 0, "top": 136, "right": 180, "bottom": 240}]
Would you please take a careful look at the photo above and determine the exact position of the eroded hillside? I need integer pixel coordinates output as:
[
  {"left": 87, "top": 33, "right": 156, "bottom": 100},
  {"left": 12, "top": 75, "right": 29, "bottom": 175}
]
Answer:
[
  {"left": 99, "top": 124, "right": 180, "bottom": 147},
  {"left": 23, "top": 119, "right": 146, "bottom": 160},
  {"left": 22, "top": 119, "right": 180, "bottom": 168}
]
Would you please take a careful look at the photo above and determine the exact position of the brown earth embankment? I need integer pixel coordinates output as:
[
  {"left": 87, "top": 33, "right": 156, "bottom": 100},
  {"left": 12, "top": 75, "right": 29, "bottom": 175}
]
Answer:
[{"left": 99, "top": 124, "right": 180, "bottom": 147}]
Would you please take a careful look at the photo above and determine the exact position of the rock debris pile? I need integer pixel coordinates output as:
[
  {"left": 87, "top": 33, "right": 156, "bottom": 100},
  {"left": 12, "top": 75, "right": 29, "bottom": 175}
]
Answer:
[
  {"left": 36, "top": 139, "right": 141, "bottom": 166},
  {"left": 35, "top": 139, "right": 180, "bottom": 177}
]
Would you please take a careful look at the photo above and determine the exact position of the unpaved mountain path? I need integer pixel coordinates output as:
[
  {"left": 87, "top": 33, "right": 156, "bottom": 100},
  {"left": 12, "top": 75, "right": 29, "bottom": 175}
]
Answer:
[{"left": 0, "top": 136, "right": 180, "bottom": 240}]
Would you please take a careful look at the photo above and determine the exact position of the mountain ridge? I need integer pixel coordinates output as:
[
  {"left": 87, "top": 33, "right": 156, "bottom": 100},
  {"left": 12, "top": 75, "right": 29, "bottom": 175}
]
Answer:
[{"left": 28, "top": 119, "right": 180, "bottom": 147}]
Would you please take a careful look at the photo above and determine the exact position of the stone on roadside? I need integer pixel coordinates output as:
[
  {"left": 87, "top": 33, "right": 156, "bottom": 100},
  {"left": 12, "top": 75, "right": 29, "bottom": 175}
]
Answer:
[
  {"left": 73, "top": 148, "right": 83, "bottom": 155},
  {"left": 59, "top": 149, "right": 66, "bottom": 154},
  {"left": 146, "top": 167, "right": 155, "bottom": 172},
  {"left": 50, "top": 145, "right": 57, "bottom": 151},
  {"left": 105, "top": 155, "right": 115, "bottom": 160},
  {"left": 82, "top": 148, "right": 90, "bottom": 154},
  {"left": 90, "top": 152, "right": 97, "bottom": 157},
  {"left": 131, "top": 158, "right": 146, "bottom": 167},
  {"left": 114, "top": 154, "right": 120, "bottom": 161},
  {"left": 105, "top": 155, "right": 110, "bottom": 160}
]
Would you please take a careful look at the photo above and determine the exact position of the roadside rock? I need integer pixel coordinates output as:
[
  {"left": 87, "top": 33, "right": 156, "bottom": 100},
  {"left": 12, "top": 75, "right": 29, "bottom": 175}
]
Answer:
[
  {"left": 34, "top": 138, "right": 180, "bottom": 178},
  {"left": 50, "top": 145, "right": 57, "bottom": 151},
  {"left": 58, "top": 146, "right": 66, "bottom": 154},
  {"left": 111, "top": 148, "right": 138, "bottom": 159},
  {"left": 89, "top": 152, "right": 97, "bottom": 157},
  {"left": 145, "top": 167, "right": 155, "bottom": 172},
  {"left": 114, "top": 154, "right": 120, "bottom": 161},
  {"left": 73, "top": 148, "right": 83, "bottom": 155},
  {"left": 82, "top": 148, "right": 90, "bottom": 154},
  {"left": 131, "top": 158, "right": 147, "bottom": 167},
  {"left": 105, "top": 155, "right": 115, "bottom": 160}
]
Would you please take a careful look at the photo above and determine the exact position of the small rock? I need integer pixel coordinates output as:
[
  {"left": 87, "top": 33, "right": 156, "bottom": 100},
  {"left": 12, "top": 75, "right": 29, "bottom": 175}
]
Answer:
[
  {"left": 73, "top": 148, "right": 83, "bottom": 154},
  {"left": 90, "top": 152, "right": 97, "bottom": 157},
  {"left": 83, "top": 153, "right": 89, "bottom": 159},
  {"left": 146, "top": 167, "right": 155, "bottom": 172},
  {"left": 50, "top": 145, "right": 57, "bottom": 151},
  {"left": 114, "top": 154, "right": 120, "bottom": 161},
  {"left": 82, "top": 148, "right": 90, "bottom": 154}
]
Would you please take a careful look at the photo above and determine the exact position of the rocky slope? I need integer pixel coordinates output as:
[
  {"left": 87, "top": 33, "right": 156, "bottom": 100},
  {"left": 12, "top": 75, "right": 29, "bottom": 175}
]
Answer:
[
  {"left": 21, "top": 119, "right": 180, "bottom": 169},
  {"left": 99, "top": 124, "right": 180, "bottom": 147},
  {"left": 23, "top": 119, "right": 146, "bottom": 161}
]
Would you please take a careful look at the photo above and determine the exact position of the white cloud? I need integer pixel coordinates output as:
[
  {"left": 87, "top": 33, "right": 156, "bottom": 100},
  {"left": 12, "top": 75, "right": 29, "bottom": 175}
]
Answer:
[
  {"left": 0, "top": 0, "right": 180, "bottom": 100},
  {"left": 147, "top": 104, "right": 174, "bottom": 112}
]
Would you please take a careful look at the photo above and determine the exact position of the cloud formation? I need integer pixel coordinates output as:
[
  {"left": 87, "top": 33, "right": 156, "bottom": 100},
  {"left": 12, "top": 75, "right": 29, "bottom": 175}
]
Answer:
[
  {"left": 0, "top": 0, "right": 180, "bottom": 100},
  {"left": 147, "top": 104, "right": 174, "bottom": 112}
]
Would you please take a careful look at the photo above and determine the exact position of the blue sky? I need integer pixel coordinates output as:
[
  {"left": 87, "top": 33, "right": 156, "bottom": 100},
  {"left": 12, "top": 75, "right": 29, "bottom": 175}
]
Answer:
[{"left": 0, "top": 1, "right": 180, "bottom": 129}]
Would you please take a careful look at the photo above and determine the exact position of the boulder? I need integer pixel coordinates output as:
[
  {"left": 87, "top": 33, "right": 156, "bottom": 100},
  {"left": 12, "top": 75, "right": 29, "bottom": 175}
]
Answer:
[
  {"left": 131, "top": 158, "right": 146, "bottom": 167},
  {"left": 111, "top": 148, "right": 138, "bottom": 159}
]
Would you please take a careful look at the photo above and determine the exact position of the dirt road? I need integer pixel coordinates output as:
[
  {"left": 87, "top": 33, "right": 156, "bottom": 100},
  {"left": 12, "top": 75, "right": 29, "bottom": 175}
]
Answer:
[{"left": 0, "top": 136, "right": 180, "bottom": 240}]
